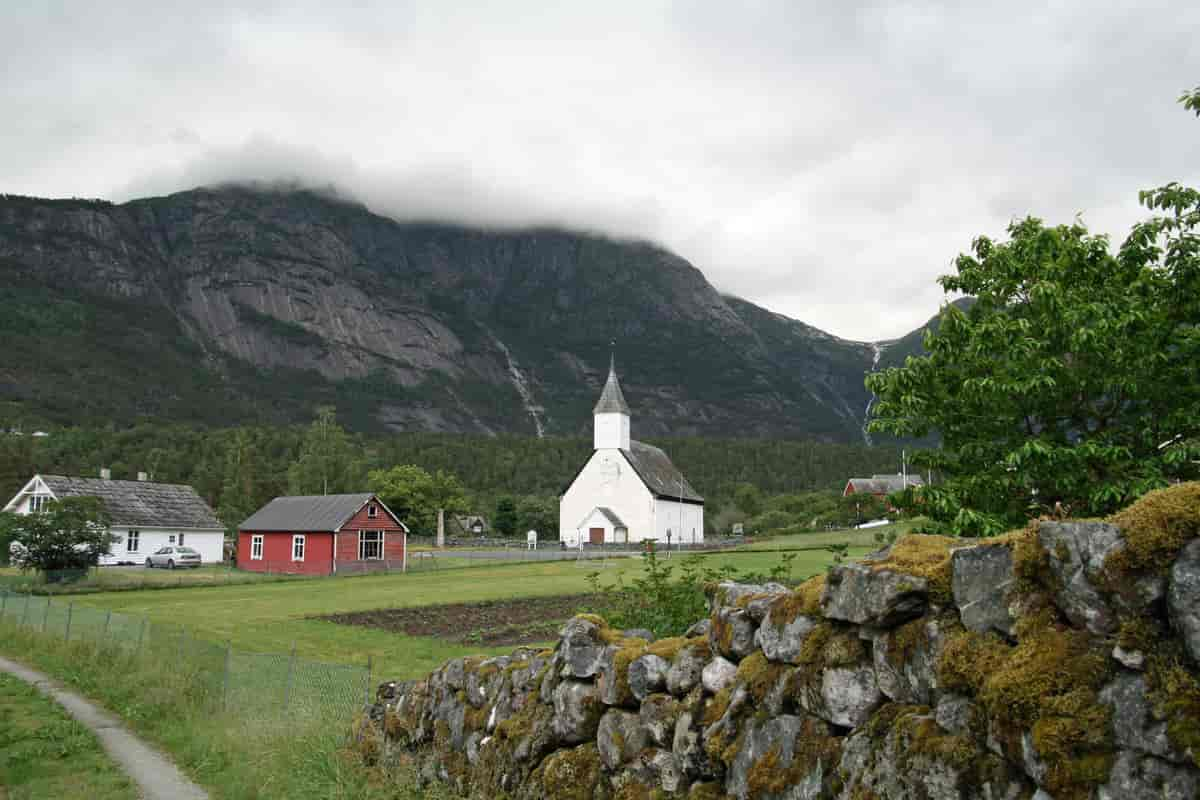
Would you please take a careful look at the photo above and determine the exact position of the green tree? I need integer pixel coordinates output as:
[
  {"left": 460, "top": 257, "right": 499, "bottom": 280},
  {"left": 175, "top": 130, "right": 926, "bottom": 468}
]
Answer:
[
  {"left": 515, "top": 495, "right": 557, "bottom": 538},
  {"left": 368, "top": 464, "right": 467, "bottom": 536},
  {"left": 867, "top": 97, "right": 1200, "bottom": 534},
  {"left": 493, "top": 495, "right": 518, "bottom": 538},
  {"left": 2, "top": 497, "right": 115, "bottom": 576},
  {"left": 732, "top": 482, "right": 764, "bottom": 517},
  {"left": 287, "top": 406, "right": 364, "bottom": 496}
]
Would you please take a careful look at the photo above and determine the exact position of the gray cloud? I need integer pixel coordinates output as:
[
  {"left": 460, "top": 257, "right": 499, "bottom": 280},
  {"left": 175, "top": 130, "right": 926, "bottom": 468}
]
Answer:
[{"left": 2, "top": 1, "right": 1199, "bottom": 340}]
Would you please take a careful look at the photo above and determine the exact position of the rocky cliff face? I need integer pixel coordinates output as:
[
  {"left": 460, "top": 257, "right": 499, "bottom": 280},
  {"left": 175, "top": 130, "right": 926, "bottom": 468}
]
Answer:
[
  {"left": 0, "top": 187, "right": 897, "bottom": 439},
  {"left": 364, "top": 483, "right": 1200, "bottom": 799}
]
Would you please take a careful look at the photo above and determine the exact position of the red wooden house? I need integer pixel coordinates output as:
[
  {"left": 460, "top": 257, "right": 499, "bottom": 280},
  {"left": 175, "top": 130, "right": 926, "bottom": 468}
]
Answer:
[{"left": 236, "top": 493, "right": 407, "bottom": 575}]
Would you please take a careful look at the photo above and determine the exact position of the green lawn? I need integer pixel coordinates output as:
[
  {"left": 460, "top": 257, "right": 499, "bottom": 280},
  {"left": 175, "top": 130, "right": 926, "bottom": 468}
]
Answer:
[
  {"left": 0, "top": 671, "right": 138, "bottom": 800},
  {"left": 62, "top": 543, "right": 856, "bottom": 679}
]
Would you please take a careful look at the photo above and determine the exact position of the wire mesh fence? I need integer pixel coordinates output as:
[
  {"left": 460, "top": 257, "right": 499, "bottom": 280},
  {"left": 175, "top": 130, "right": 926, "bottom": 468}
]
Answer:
[{"left": 0, "top": 587, "right": 372, "bottom": 725}]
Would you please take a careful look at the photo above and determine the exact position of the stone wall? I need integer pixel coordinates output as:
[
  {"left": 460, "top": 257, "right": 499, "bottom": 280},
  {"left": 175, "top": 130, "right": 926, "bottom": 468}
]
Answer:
[{"left": 364, "top": 483, "right": 1200, "bottom": 799}]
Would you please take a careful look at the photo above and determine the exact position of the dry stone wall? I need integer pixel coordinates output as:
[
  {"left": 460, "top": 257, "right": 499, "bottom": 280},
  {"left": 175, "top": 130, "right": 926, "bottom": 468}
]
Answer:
[{"left": 365, "top": 483, "right": 1200, "bottom": 800}]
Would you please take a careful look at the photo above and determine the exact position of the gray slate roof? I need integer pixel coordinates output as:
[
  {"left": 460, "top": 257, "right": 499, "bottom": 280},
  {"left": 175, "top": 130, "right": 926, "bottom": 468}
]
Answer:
[
  {"left": 578, "top": 506, "right": 627, "bottom": 529},
  {"left": 593, "top": 360, "right": 631, "bottom": 415},
  {"left": 846, "top": 474, "right": 925, "bottom": 495},
  {"left": 239, "top": 493, "right": 379, "bottom": 532},
  {"left": 623, "top": 440, "right": 704, "bottom": 504},
  {"left": 40, "top": 475, "right": 222, "bottom": 529}
]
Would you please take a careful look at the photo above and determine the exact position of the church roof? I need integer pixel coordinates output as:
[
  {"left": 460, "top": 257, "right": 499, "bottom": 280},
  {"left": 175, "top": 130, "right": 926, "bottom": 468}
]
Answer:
[
  {"left": 577, "top": 507, "right": 627, "bottom": 530},
  {"left": 622, "top": 440, "right": 704, "bottom": 504},
  {"left": 593, "top": 358, "right": 631, "bottom": 415}
]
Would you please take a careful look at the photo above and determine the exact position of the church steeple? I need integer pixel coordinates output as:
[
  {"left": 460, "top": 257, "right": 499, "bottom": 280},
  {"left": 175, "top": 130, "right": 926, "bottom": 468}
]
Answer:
[{"left": 593, "top": 356, "right": 631, "bottom": 450}]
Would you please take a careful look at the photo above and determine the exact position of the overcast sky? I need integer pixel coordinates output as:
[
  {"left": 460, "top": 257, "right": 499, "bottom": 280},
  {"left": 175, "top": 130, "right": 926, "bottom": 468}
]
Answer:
[{"left": 3, "top": 2, "right": 1198, "bottom": 340}]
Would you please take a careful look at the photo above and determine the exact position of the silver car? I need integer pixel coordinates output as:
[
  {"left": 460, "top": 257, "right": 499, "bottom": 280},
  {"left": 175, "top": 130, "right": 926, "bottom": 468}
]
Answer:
[{"left": 145, "top": 546, "right": 202, "bottom": 569}]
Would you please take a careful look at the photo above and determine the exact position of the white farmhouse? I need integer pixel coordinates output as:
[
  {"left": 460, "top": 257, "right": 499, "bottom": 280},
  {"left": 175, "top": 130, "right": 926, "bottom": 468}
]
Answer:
[
  {"left": 559, "top": 360, "right": 704, "bottom": 547},
  {"left": 3, "top": 473, "right": 225, "bottom": 565}
]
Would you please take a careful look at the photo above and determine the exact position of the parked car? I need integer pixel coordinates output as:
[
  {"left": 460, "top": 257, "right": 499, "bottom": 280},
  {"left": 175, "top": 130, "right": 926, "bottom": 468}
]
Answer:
[{"left": 145, "top": 546, "right": 202, "bottom": 569}]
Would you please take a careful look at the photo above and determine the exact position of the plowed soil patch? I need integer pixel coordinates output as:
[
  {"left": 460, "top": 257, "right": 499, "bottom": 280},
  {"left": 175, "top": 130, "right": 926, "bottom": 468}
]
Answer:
[{"left": 320, "top": 593, "right": 599, "bottom": 647}]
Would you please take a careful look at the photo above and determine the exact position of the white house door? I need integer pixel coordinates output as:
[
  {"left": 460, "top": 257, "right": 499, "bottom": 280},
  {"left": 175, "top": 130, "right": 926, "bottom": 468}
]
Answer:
[{"left": 589, "top": 528, "right": 604, "bottom": 544}]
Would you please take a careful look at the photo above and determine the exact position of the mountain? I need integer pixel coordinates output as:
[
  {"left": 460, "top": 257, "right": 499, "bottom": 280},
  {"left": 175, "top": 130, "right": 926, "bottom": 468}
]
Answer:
[{"left": 0, "top": 186, "right": 927, "bottom": 441}]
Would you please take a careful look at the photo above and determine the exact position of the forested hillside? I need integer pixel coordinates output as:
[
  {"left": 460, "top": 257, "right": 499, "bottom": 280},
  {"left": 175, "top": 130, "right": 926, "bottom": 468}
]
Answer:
[{"left": 0, "top": 422, "right": 904, "bottom": 530}]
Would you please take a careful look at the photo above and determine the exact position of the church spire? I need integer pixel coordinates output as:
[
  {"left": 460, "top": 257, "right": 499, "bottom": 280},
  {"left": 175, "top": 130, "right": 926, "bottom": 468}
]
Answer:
[{"left": 593, "top": 357, "right": 631, "bottom": 416}]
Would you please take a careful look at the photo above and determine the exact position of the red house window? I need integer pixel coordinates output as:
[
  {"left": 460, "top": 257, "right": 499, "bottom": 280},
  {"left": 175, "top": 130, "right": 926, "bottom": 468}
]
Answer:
[
  {"left": 367, "top": 503, "right": 378, "bottom": 518},
  {"left": 358, "top": 530, "right": 383, "bottom": 560},
  {"left": 292, "top": 535, "right": 306, "bottom": 561}
]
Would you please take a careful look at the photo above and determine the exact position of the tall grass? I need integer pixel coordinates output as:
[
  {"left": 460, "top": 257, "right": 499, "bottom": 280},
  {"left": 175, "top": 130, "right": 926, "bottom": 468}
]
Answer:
[{"left": 0, "top": 619, "right": 448, "bottom": 799}]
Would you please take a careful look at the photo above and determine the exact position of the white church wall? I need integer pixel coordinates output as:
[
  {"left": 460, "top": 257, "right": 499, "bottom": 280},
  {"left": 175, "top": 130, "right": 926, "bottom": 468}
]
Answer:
[
  {"left": 559, "top": 450, "right": 653, "bottom": 546},
  {"left": 653, "top": 498, "right": 705, "bottom": 546}
]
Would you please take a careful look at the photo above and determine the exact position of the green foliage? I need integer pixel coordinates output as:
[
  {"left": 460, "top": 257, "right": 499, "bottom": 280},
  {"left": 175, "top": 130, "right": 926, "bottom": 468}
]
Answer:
[
  {"left": 287, "top": 406, "right": 366, "bottom": 495},
  {"left": 515, "top": 495, "right": 557, "bottom": 538},
  {"left": 868, "top": 140, "right": 1200, "bottom": 535},
  {"left": 586, "top": 549, "right": 800, "bottom": 638},
  {"left": 367, "top": 464, "right": 468, "bottom": 536},
  {"left": 492, "top": 495, "right": 518, "bottom": 538},
  {"left": 3, "top": 497, "right": 115, "bottom": 573},
  {"left": 733, "top": 482, "right": 764, "bottom": 517}
]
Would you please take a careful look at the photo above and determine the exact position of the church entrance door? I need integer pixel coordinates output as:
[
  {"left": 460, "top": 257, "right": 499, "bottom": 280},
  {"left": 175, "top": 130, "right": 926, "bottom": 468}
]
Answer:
[{"left": 589, "top": 528, "right": 605, "bottom": 544}]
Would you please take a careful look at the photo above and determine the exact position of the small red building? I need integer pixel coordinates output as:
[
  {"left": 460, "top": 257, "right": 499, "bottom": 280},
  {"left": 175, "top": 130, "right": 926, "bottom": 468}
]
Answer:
[{"left": 236, "top": 493, "right": 407, "bottom": 575}]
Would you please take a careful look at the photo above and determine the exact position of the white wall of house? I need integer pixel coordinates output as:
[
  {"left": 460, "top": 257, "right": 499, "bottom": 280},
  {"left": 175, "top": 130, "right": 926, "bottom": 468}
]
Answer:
[
  {"left": 653, "top": 498, "right": 705, "bottom": 546},
  {"left": 559, "top": 450, "right": 654, "bottom": 546},
  {"left": 104, "top": 527, "right": 225, "bottom": 566}
]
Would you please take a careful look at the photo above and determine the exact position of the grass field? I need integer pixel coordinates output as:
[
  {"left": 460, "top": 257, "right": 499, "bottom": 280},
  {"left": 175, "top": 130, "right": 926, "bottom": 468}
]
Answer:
[
  {"left": 0, "top": 671, "right": 138, "bottom": 800},
  {"left": 60, "top": 544, "right": 857, "bottom": 679}
]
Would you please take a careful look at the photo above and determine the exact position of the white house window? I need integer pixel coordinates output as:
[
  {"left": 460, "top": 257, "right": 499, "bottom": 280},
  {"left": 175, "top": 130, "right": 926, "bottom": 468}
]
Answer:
[
  {"left": 28, "top": 495, "right": 49, "bottom": 513},
  {"left": 126, "top": 530, "right": 140, "bottom": 552},
  {"left": 178, "top": 533, "right": 185, "bottom": 546},
  {"left": 168, "top": 534, "right": 176, "bottom": 544},
  {"left": 367, "top": 503, "right": 378, "bottom": 518},
  {"left": 251, "top": 535, "right": 263, "bottom": 560},
  {"left": 292, "top": 535, "right": 306, "bottom": 561},
  {"left": 358, "top": 530, "right": 383, "bottom": 560}
]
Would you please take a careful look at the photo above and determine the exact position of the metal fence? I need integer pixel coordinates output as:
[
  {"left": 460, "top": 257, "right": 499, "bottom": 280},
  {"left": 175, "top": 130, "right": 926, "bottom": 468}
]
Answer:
[{"left": 0, "top": 588, "right": 372, "bottom": 723}]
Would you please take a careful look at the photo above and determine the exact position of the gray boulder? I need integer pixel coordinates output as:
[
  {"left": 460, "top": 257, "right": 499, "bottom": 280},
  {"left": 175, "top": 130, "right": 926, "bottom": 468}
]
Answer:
[
  {"left": 952, "top": 543, "right": 1017, "bottom": 637},
  {"left": 552, "top": 679, "right": 604, "bottom": 744},
  {"left": 628, "top": 654, "right": 670, "bottom": 701},
  {"left": 1098, "top": 751, "right": 1200, "bottom": 800},
  {"left": 1099, "top": 672, "right": 1185, "bottom": 762},
  {"left": 702, "top": 656, "right": 739, "bottom": 694},
  {"left": 597, "top": 709, "right": 650, "bottom": 770},
  {"left": 821, "top": 563, "right": 929, "bottom": 628},
  {"left": 1113, "top": 645, "right": 1146, "bottom": 671},
  {"left": 685, "top": 618, "right": 712, "bottom": 639},
  {"left": 709, "top": 581, "right": 776, "bottom": 612},
  {"left": 710, "top": 606, "right": 759, "bottom": 660},
  {"left": 622, "top": 628, "right": 656, "bottom": 642},
  {"left": 639, "top": 693, "right": 681, "bottom": 747},
  {"left": 872, "top": 618, "right": 945, "bottom": 705},
  {"left": 673, "top": 708, "right": 716, "bottom": 779},
  {"left": 934, "top": 694, "right": 982, "bottom": 738},
  {"left": 798, "top": 665, "right": 883, "bottom": 728},
  {"left": 559, "top": 617, "right": 610, "bottom": 678},
  {"left": 667, "top": 643, "right": 708, "bottom": 696},
  {"left": 756, "top": 608, "right": 819, "bottom": 665},
  {"left": 727, "top": 715, "right": 831, "bottom": 800},
  {"left": 1169, "top": 539, "right": 1200, "bottom": 663},
  {"left": 614, "top": 748, "right": 686, "bottom": 795},
  {"left": 1038, "top": 521, "right": 1125, "bottom": 634}
]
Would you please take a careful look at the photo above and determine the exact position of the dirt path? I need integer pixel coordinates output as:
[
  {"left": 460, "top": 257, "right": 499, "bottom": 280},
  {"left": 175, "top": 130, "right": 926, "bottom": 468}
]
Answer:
[{"left": 0, "top": 655, "right": 207, "bottom": 800}]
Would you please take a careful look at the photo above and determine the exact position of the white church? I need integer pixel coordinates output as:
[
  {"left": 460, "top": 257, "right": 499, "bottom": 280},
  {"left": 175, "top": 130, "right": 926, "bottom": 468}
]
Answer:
[{"left": 559, "top": 360, "right": 704, "bottom": 547}]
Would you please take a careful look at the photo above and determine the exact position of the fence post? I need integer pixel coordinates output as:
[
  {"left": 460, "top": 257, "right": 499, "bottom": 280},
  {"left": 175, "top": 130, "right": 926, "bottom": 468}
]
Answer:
[
  {"left": 283, "top": 642, "right": 296, "bottom": 712},
  {"left": 1, "top": 590, "right": 7, "bottom": 618},
  {"left": 42, "top": 596, "right": 51, "bottom": 632},
  {"left": 64, "top": 602, "right": 73, "bottom": 641},
  {"left": 222, "top": 641, "right": 231, "bottom": 713},
  {"left": 103, "top": 609, "right": 112, "bottom": 642},
  {"left": 20, "top": 593, "right": 30, "bottom": 627},
  {"left": 177, "top": 625, "right": 185, "bottom": 662},
  {"left": 136, "top": 617, "right": 146, "bottom": 658},
  {"left": 365, "top": 655, "right": 373, "bottom": 707}
]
